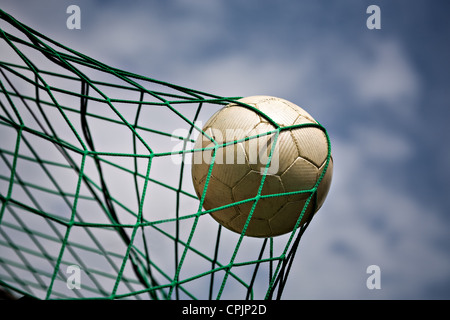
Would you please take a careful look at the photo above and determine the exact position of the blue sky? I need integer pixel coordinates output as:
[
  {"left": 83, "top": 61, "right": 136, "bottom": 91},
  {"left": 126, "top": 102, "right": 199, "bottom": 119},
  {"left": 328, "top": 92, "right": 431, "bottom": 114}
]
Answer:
[{"left": 1, "top": 0, "right": 450, "bottom": 299}]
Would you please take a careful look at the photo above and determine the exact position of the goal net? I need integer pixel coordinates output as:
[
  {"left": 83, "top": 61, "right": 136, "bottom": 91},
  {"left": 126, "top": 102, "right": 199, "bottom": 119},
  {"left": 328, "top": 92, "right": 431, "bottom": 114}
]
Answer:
[{"left": 0, "top": 9, "right": 329, "bottom": 300}]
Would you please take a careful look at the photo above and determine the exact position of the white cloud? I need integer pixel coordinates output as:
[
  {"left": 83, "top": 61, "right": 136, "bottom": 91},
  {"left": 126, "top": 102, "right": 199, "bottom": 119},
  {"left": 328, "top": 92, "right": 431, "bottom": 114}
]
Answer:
[
  {"left": 169, "top": 53, "right": 310, "bottom": 98},
  {"left": 349, "top": 125, "right": 414, "bottom": 162},
  {"left": 352, "top": 40, "right": 421, "bottom": 107}
]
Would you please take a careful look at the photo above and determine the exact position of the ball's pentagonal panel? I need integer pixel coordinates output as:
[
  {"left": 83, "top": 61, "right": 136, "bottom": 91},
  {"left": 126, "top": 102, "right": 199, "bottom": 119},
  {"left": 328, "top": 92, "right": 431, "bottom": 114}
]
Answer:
[{"left": 191, "top": 95, "right": 333, "bottom": 238}]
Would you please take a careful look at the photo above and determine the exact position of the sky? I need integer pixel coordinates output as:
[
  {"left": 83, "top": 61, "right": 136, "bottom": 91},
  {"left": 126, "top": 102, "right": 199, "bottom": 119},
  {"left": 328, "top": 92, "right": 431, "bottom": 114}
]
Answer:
[{"left": 1, "top": 0, "right": 450, "bottom": 299}]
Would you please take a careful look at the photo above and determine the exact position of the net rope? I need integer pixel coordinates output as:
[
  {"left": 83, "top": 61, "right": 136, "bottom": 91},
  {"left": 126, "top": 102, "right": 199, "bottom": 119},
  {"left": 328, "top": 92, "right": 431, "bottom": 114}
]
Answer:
[{"left": 0, "top": 9, "right": 331, "bottom": 300}]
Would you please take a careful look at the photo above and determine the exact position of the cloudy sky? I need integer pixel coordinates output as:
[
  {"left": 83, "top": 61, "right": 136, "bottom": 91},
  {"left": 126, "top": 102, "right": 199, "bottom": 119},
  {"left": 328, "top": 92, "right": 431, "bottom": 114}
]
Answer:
[{"left": 1, "top": 0, "right": 450, "bottom": 299}]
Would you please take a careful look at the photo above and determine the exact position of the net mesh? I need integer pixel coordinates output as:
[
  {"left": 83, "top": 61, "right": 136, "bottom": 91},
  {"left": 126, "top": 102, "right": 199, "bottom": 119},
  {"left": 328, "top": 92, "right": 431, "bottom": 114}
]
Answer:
[{"left": 0, "top": 9, "right": 331, "bottom": 300}]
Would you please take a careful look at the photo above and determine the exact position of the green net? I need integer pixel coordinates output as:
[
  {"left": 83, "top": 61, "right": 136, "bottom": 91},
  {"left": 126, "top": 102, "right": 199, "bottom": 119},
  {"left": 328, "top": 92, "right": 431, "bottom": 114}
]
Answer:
[{"left": 0, "top": 9, "right": 331, "bottom": 300}]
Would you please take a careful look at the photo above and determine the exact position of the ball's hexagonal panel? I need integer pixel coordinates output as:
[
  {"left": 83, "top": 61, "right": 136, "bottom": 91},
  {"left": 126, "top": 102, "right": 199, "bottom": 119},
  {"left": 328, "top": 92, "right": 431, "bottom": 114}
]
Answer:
[
  {"left": 244, "top": 122, "right": 276, "bottom": 173},
  {"left": 232, "top": 171, "right": 287, "bottom": 221},
  {"left": 245, "top": 125, "right": 298, "bottom": 176},
  {"left": 210, "top": 206, "right": 240, "bottom": 231},
  {"left": 229, "top": 215, "right": 272, "bottom": 238},
  {"left": 290, "top": 126, "right": 328, "bottom": 167},
  {"left": 196, "top": 175, "right": 229, "bottom": 204},
  {"left": 281, "top": 157, "right": 318, "bottom": 193},
  {"left": 206, "top": 105, "right": 260, "bottom": 141},
  {"left": 192, "top": 135, "right": 251, "bottom": 190},
  {"left": 254, "top": 96, "right": 301, "bottom": 126},
  {"left": 211, "top": 143, "right": 251, "bottom": 188},
  {"left": 273, "top": 131, "right": 301, "bottom": 174},
  {"left": 197, "top": 175, "right": 239, "bottom": 226},
  {"left": 269, "top": 200, "right": 314, "bottom": 236}
]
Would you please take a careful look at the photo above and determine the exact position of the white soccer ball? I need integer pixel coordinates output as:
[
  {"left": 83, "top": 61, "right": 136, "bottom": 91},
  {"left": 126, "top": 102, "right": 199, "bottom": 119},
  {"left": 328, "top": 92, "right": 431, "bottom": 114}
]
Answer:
[{"left": 191, "top": 96, "right": 333, "bottom": 237}]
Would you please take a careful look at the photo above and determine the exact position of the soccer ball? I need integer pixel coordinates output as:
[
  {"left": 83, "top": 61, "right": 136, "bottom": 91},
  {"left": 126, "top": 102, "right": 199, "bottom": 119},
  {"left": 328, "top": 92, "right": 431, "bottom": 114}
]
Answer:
[{"left": 191, "top": 96, "right": 333, "bottom": 237}]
